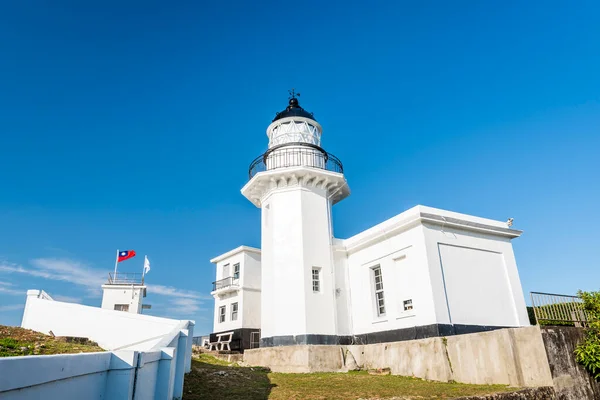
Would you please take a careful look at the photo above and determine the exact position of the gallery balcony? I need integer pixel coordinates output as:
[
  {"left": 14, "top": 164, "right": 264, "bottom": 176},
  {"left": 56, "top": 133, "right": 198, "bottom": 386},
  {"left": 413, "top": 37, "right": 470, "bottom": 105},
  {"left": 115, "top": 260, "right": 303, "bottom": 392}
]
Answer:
[
  {"left": 211, "top": 276, "right": 240, "bottom": 295},
  {"left": 248, "top": 142, "right": 343, "bottom": 179}
]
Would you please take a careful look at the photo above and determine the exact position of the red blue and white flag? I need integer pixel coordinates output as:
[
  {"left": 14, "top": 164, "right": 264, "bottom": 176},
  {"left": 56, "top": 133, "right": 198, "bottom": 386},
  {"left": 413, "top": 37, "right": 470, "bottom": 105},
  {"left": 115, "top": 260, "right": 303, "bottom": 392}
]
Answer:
[{"left": 118, "top": 250, "right": 136, "bottom": 262}]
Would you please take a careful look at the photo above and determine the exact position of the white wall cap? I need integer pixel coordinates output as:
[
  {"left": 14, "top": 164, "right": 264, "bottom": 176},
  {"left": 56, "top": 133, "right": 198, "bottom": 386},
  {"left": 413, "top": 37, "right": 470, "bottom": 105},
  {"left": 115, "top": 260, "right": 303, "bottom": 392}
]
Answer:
[
  {"left": 26, "top": 289, "right": 53, "bottom": 300},
  {"left": 109, "top": 350, "right": 138, "bottom": 369},
  {"left": 417, "top": 205, "right": 516, "bottom": 229},
  {"left": 210, "top": 245, "right": 261, "bottom": 264}
]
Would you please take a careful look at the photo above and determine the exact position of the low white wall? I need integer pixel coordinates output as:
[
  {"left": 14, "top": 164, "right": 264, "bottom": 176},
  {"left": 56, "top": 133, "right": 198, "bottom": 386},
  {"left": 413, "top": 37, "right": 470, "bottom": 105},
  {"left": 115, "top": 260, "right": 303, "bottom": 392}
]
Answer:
[
  {"left": 0, "top": 352, "right": 112, "bottom": 400},
  {"left": 0, "top": 348, "right": 186, "bottom": 400},
  {"left": 22, "top": 290, "right": 187, "bottom": 351},
  {"left": 1, "top": 289, "right": 195, "bottom": 399}
]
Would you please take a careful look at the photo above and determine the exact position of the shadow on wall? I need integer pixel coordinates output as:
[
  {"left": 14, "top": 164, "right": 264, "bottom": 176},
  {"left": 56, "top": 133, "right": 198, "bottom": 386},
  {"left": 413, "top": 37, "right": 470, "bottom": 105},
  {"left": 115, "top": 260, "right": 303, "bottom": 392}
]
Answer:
[
  {"left": 540, "top": 326, "right": 600, "bottom": 400},
  {"left": 182, "top": 359, "right": 274, "bottom": 400}
]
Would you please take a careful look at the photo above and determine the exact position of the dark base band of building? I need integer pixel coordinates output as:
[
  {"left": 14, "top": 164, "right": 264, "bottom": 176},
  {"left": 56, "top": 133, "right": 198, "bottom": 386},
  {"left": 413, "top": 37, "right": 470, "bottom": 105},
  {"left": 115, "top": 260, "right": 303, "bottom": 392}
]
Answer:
[
  {"left": 209, "top": 328, "right": 260, "bottom": 352},
  {"left": 259, "top": 324, "right": 508, "bottom": 348}
]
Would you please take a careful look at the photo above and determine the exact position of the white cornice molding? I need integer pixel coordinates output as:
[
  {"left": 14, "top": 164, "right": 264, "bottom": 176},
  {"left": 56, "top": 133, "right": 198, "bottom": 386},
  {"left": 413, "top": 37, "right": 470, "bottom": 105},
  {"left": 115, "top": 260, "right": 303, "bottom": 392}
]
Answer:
[
  {"left": 419, "top": 212, "right": 522, "bottom": 238},
  {"left": 341, "top": 216, "right": 422, "bottom": 255},
  {"left": 339, "top": 210, "right": 522, "bottom": 256},
  {"left": 210, "top": 245, "right": 261, "bottom": 264},
  {"left": 241, "top": 167, "right": 350, "bottom": 207}
]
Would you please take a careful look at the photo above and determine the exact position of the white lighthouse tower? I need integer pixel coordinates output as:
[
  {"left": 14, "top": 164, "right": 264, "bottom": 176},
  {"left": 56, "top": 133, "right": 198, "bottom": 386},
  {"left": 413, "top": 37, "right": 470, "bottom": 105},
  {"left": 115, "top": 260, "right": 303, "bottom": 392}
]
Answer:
[{"left": 242, "top": 92, "right": 349, "bottom": 346}]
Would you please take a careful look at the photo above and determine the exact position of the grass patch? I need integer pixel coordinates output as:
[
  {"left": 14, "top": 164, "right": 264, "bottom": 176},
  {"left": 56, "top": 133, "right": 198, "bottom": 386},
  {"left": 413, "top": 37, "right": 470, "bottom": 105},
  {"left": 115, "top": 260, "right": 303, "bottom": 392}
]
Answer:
[
  {"left": 194, "top": 353, "right": 239, "bottom": 367},
  {"left": 0, "top": 325, "right": 104, "bottom": 357},
  {"left": 183, "top": 354, "right": 514, "bottom": 400}
]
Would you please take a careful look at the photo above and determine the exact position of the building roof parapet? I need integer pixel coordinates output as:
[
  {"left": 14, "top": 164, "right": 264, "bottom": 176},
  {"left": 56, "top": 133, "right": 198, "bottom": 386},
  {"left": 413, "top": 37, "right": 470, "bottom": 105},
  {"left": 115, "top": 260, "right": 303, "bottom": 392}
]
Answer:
[
  {"left": 338, "top": 205, "right": 522, "bottom": 255},
  {"left": 210, "top": 245, "right": 261, "bottom": 264}
]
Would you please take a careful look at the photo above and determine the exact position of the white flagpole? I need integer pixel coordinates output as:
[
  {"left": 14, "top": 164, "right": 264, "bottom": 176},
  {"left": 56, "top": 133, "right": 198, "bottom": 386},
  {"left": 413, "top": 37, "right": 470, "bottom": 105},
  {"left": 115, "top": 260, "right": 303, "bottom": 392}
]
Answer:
[
  {"left": 142, "top": 254, "right": 146, "bottom": 283},
  {"left": 113, "top": 249, "right": 120, "bottom": 281}
]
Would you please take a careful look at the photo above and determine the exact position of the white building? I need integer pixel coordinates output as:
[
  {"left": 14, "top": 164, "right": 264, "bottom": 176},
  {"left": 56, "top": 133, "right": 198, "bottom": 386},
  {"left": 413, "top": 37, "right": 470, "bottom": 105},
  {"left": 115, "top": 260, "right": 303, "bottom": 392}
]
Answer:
[
  {"left": 101, "top": 272, "right": 147, "bottom": 314},
  {"left": 209, "top": 246, "right": 262, "bottom": 351},
  {"left": 210, "top": 94, "right": 529, "bottom": 350}
]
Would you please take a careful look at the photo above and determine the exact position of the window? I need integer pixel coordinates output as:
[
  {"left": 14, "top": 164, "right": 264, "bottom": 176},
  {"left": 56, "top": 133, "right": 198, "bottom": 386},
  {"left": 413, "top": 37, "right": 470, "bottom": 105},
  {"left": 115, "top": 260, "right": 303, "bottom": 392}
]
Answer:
[
  {"left": 219, "top": 306, "right": 226, "bottom": 323},
  {"left": 403, "top": 299, "right": 413, "bottom": 311},
  {"left": 372, "top": 266, "right": 385, "bottom": 316},
  {"left": 233, "top": 263, "right": 240, "bottom": 279},
  {"left": 312, "top": 267, "right": 320, "bottom": 293},
  {"left": 222, "top": 264, "right": 230, "bottom": 279},
  {"left": 114, "top": 304, "right": 129, "bottom": 312},
  {"left": 231, "top": 302, "right": 238, "bottom": 321}
]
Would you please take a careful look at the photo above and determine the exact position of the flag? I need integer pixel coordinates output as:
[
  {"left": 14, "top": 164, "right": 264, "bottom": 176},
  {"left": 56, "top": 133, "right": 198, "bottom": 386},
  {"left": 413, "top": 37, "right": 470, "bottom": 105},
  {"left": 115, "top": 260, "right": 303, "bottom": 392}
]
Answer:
[
  {"left": 144, "top": 255, "right": 151, "bottom": 274},
  {"left": 118, "top": 250, "right": 136, "bottom": 262}
]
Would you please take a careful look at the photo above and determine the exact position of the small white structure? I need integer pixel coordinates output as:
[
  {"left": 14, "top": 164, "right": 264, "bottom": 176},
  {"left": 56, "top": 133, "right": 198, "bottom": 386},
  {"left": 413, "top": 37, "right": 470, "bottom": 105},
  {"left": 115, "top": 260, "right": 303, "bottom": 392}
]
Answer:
[
  {"left": 101, "top": 273, "right": 147, "bottom": 314},
  {"left": 13, "top": 289, "right": 194, "bottom": 400},
  {"left": 212, "top": 94, "right": 530, "bottom": 348},
  {"left": 209, "top": 246, "right": 261, "bottom": 351}
]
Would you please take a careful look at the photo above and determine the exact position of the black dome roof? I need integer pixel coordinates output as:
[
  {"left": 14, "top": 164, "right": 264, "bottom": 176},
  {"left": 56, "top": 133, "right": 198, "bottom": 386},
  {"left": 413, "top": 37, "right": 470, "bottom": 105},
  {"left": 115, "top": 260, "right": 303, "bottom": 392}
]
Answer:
[{"left": 272, "top": 97, "right": 316, "bottom": 122}]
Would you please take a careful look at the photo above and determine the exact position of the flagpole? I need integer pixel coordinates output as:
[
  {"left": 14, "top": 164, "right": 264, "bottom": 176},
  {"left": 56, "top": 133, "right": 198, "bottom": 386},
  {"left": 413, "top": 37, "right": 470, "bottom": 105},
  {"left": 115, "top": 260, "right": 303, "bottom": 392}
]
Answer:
[
  {"left": 142, "top": 254, "right": 146, "bottom": 284},
  {"left": 113, "top": 249, "right": 119, "bottom": 281}
]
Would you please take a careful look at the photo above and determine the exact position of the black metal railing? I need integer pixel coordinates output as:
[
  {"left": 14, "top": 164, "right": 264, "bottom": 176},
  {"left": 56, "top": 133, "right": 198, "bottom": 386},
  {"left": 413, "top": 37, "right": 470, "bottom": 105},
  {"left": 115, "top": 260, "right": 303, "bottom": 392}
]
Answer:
[
  {"left": 248, "top": 142, "right": 343, "bottom": 179},
  {"left": 108, "top": 272, "right": 144, "bottom": 285},
  {"left": 212, "top": 276, "right": 239, "bottom": 291}
]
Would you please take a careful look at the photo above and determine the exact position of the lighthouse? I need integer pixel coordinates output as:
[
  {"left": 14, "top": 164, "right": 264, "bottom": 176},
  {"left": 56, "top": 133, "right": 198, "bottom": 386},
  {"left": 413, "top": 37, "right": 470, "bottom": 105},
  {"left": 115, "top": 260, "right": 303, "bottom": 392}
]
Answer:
[
  {"left": 210, "top": 92, "right": 529, "bottom": 356},
  {"left": 242, "top": 91, "right": 350, "bottom": 346}
]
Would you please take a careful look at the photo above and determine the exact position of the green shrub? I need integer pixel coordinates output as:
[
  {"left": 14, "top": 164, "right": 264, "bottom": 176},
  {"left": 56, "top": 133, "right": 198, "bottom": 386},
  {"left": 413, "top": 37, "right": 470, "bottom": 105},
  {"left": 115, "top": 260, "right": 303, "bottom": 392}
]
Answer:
[
  {"left": 574, "top": 290, "right": 600, "bottom": 379},
  {"left": 0, "top": 338, "right": 19, "bottom": 349}
]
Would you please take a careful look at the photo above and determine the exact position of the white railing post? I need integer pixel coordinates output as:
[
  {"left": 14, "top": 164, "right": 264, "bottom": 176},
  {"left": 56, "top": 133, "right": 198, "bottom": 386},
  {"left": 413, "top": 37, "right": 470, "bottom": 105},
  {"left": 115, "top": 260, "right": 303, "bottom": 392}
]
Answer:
[
  {"left": 154, "top": 348, "right": 176, "bottom": 400},
  {"left": 104, "top": 351, "right": 138, "bottom": 400},
  {"left": 172, "top": 329, "right": 189, "bottom": 399}
]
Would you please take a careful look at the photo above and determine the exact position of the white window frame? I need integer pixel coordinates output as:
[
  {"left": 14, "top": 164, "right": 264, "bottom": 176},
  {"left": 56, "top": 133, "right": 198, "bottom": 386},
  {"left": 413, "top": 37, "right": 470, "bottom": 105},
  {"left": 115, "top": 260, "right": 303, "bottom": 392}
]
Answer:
[
  {"left": 219, "top": 305, "right": 226, "bottom": 323},
  {"left": 222, "top": 263, "right": 230, "bottom": 279},
  {"left": 233, "top": 263, "right": 240, "bottom": 280},
  {"left": 312, "top": 267, "right": 321, "bottom": 293},
  {"left": 372, "top": 265, "right": 386, "bottom": 317},
  {"left": 114, "top": 304, "right": 129, "bottom": 312},
  {"left": 231, "top": 302, "right": 238, "bottom": 321}
]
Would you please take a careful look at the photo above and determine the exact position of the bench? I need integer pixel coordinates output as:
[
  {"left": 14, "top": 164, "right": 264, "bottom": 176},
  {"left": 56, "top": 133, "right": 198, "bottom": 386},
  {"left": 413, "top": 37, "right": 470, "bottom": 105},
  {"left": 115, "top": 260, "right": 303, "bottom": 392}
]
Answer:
[
  {"left": 207, "top": 331, "right": 234, "bottom": 351},
  {"left": 216, "top": 331, "right": 234, "bottom": 351}
]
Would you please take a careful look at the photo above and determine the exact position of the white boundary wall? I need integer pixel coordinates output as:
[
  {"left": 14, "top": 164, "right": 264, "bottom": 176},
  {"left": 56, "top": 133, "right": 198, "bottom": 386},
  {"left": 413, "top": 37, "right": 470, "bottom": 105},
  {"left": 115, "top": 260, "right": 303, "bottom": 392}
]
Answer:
[
  {"left": 0, "top": 290, "right": 194, "bottom": 399},
  {"left": 22, "top": 290, "right": 188, "bottom": 351}
]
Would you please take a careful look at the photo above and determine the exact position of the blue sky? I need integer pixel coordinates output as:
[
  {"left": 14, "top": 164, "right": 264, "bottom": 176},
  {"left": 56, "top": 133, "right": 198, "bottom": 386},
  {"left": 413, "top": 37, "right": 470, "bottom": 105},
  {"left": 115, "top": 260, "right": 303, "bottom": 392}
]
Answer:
[{"left": 0, "top": 1, "right": 599, "bottom": 335}]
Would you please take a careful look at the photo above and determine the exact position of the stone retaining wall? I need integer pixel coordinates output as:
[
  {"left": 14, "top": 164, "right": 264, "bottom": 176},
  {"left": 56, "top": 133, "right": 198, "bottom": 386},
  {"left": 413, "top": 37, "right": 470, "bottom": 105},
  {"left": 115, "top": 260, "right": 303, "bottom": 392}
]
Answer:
[
  {"left": 244, "top": 326, "right": 554, "bottom": 387},
  {"left": 454, "top": 387, "right": 556, "bottom": 399},
  {"left": 540, "top": 326, "right": 600, "bottom": 400}
]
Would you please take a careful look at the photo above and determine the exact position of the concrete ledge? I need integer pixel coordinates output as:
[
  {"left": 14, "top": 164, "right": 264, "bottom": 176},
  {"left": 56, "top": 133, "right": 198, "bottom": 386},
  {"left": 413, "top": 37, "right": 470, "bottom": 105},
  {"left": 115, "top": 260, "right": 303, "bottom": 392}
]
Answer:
[
  {"left": 349, "top": 335, "right": 452, "bottom": 381},
  {"left": 245, "top": 326, "right": 554, "bottom": 387},
  {"left": 245, "top": 345, "right": 344, "bottom": 373}
]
